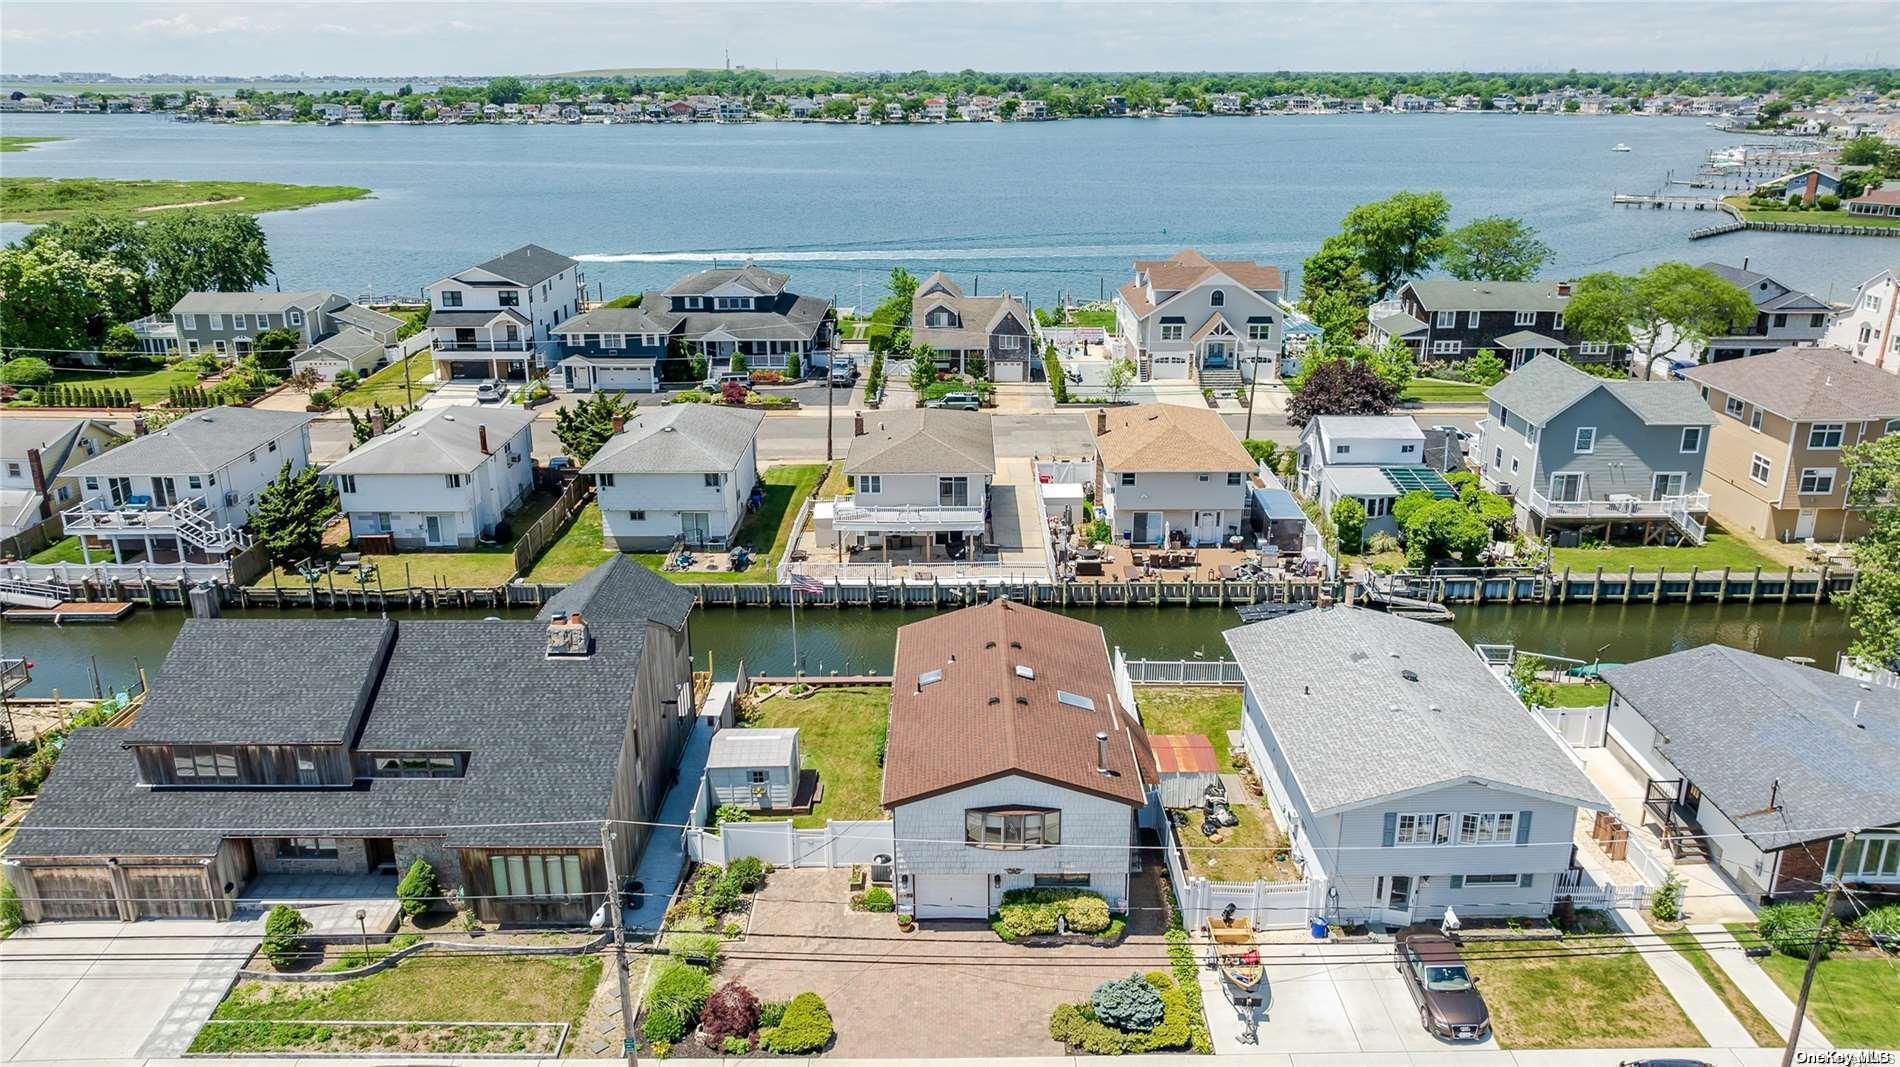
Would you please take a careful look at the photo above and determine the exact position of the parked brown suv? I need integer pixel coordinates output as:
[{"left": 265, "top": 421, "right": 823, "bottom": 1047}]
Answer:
[{"left": 1395, "top": 930, "right": 1491, "bottom": 1041}]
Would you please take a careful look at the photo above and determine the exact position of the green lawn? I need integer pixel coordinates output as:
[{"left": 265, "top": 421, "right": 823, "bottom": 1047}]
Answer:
[
  {"left": 1135, "top": 687, "right": 1239, "bottom": 765},
  {"left": 1402, "top": 377, "right": 1490, "bottom": 403},
  {"left": 1725, "top": 923, "right": 1900, "bottom": 1050},
  {"left": 1132, "top": 688, "right": 1300, "bottom": 883},
  {"left": 1727, "top": 197, "right": 1900, "bottom": 230},
  {"left": 269, "top": 489, "right": 564, "bottom": 588},
  {"left": 523, "top": 463, "right": 829, "bottom": 585},
  {"left": 1463, "top": 930, "right": 1703, "bottom": 1049},
  {"left": 1, "top": 177, "right": 371, "bottom": 223},
  {"left": 1549, "top": 529, "right": 1778, "bottom": 573},
  {"left": 752, "top": 686, "right": 889, "bottom": 827},
  {"left": 338, "top": 351, "right": 434, "bottom": 409},
  {"left": 27, "top": 536, "right": 87, "bottom": 565},
  {"left": 190, "top": 955, "right": 599, "bottom": 1054},
  {"left": 1543, "top": 681, "right": 1609, "bottom": 708},
  {"left": 0, "top": 136, "right": 62, "bottom": 152},
  {"left": 1066, "top": 308, "right": 1116, "bottom": 330},
  {"left": 46, "top": 363, "right": 200, "bottom": 405},
  {"left": 1654, "top": 927, "right": 1781, "bottom": 1046}
]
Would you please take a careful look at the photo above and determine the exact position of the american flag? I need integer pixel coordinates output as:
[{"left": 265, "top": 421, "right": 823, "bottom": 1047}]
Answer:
[{"left": 789, "top": 573, "right": 827, "bottom": 595}]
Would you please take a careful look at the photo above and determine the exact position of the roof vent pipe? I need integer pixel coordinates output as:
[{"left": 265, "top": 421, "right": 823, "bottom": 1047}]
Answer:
[{"left": 1095, "top": 731, "right": 1110, "bottom": 774}]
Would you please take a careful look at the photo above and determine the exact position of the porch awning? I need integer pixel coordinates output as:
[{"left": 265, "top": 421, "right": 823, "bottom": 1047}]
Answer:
[
  {"left": 831, "top": 503, "right": 986, "bottom": 533},
  {"left": 1494, "top": 329, "right": 1567, "bottom": 351}
]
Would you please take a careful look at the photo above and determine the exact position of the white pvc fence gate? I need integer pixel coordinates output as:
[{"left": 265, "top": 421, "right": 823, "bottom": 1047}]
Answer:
[
  {"left": 688, "top": 819, "right": 894, "bottom": 870},
  {"left": 1536, "top": 703, "right": 1608, "bottom": 748},
  {"left": 1122, "top": 658, "right": 1246, "bottom": 686},
  {"left": 1162, "top": 819, "right": 1318, "bottom": 932}
]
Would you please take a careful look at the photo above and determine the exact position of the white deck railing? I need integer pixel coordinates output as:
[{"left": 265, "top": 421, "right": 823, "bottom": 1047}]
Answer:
[
  {"left": 1525, "top": 488, "right": 1710, "bottom": 522},
  {"left": 829, "top": 502, "right": 986, "bottom": 533},
  {"left": 61, "top": 497, "right": 249, "bottom": 554}
]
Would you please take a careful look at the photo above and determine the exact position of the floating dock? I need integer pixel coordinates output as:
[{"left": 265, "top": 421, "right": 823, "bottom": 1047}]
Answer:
[{"left": 1, "top": 601, "right": 137, "bottom": 624}]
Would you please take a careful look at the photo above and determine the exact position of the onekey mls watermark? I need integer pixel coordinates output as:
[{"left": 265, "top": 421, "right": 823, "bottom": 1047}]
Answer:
[{"left": 1795, "top": 1052, "right": 1897, "bottom": 1066}]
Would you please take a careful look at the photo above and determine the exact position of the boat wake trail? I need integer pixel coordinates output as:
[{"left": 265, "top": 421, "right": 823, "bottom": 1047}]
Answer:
[{"left": 574, "top": 245, "right": 1143, "bottom": 264}]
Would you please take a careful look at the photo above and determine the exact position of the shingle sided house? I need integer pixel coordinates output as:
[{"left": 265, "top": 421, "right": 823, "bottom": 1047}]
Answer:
[
  {"left": 1477, "top": 355, "right": 1714, "bottom": 544},
  {"left": 1600, "top": 646, "right": 1900, "bottom": 900},
  {"left": 4, "top": 558, "right": 698, "bottom": 926},
  {"left": 881, "top": 601, "right": 1157, "bottom": 919},
  {"left": 1368, "top": 279, "right": 1621, "bottom": 370},
  {"left": 1698, "top": 262, "right": 1831, "bottom": 364},
  {"left": 610, "top": 265, "right": 833, "bottom": 382},
  {"left": 325, "top": 406, "right": 537, "bottom": 549},
  {"left": 583, "top": 404, "right": 764, "bottom": 550},
  {"left": 169, "top": 291, "right": 400, "bottom": 377},
  {"left": 1225, "top": 608, "right": 1609, "bottom": 927},
  {"left": 1093, "top": 404, "right": 1255, "bottom": 547},
  {"left": 0, "top": 416, "right": 127, "bottom": 541},
  {"left": 910, "top": 272, "right": 1037, "bottom": 381}
]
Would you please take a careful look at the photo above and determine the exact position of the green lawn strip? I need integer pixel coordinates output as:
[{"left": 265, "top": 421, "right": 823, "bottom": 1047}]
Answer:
[
  {"left": 1463, "top": 931, "right": 1704, "bottom": 1049},
  {"left": 524, "top": 463, "right": 828, "bottom": 585},
  {"left": 1549, "top": 530, "right": 1777, "bottom": 573},
  {"left": 1065, "top": 308, "right": 1116, "bottom": 330},
  {"left": 1134, "top": 687, "right": 1239, "bottom": 765},
  {"left": 27, "top": 536, "right": 87, "bottom": 565},
  {"left": 1726, "top": 197, "right": 1900, "bottom": 230},
  {"left": 190, "top": 955, "right": 600, "bottom": 1054},
  {"left": 269, "top": 489, "right": 565, "bottom": 588},
  {"left": 753, "top": 685, "right": 890, "bottom": 828},
  {"left": 0, "top": 136, "right": 63, "bottom": 152},
  {"left": 1654, "top": 926, "right": 1781, "bottom": 1046},
  {"left": 338, "top": 352, "right": 435, "bottom": 409},
  {"left": 46, "top": 363, "right": 200, "bottom": 404},
  {"left": 0, "top": 177, "right": 371, "bottom": 223},
  {"left": 1402, "top": 377, "right": 1490, "bottom": 403},
  {"left": 1723, "top": 922, "right": 1900, "bottom": 1050},
  {"left": 1542, "top": 682, "right": 1609, "bottom": 708}
]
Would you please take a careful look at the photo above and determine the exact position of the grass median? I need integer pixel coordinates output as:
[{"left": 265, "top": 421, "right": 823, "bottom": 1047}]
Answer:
[
  {"left": 1653, "top": 926, "right": 1781, "bottom": 1046},
  {"left": 1463, "top": 923, "right": 1702, "bottom": 1049}
]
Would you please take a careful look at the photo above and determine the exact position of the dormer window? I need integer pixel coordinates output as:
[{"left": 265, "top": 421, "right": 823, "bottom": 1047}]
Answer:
[{"left": 1210, "top": 289, "right": 1225, "bottom": 307}]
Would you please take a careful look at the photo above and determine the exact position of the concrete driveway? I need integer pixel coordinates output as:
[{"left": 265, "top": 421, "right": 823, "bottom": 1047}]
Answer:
[
  {"left": 1208, "top": 938, "right": 1500, "bottom": 1054},
  {"left": 722, "top": 866, "right": 1172, "bottom": 1058},
  {"left": 0, "top": 917, "right": 260, "bottom": 1062}
]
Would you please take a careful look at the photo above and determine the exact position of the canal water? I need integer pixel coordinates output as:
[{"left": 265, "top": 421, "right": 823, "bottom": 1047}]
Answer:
[{"left": 0, "top": 600, "right": 1853, "bottom": 699}]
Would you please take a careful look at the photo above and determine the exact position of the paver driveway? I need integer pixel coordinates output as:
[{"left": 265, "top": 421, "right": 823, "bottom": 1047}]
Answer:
[
  {"left": 1225, "top": 937, "right": 1500, "bottom": 1054},
  {"left": 721, "top": 866, "right": 1174, "bottom": 1058}
]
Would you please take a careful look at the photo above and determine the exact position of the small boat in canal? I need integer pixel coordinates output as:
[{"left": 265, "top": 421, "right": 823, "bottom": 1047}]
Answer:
[{"left": 1208, "top": 907, "right": 1264, "bottom": 992}]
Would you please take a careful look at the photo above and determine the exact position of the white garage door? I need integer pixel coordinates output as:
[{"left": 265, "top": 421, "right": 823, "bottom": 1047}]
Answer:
[
  {"left": 993, "top": 360, "right": 1026, "bottom": 382},
  {"left": 595, "top": 365, "right": 652, "bottom": 391},
  {"left": 913, "top": 874, "right": 990, "bottom": 920}
]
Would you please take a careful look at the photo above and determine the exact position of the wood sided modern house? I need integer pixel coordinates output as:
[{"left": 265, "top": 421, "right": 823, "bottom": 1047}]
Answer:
[
  {"left": 881, "top": 601, "right": 1157, "bottom": 919},
  {"left": 1367, "top": 279, "right": 1619, "bottom": 370},
  {"left": 3, "top": 558, "right": 698, "bottom": 926}
]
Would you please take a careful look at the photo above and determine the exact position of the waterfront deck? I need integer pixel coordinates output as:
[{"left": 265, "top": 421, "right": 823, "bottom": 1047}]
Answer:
[{"left": 1, "top": 601, "right": 137, "bottom": 624}]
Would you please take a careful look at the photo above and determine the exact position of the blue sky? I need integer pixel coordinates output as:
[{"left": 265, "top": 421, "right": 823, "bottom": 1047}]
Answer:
[{"left": 2, "top": 1, "right": 1895, "bottom": 78}]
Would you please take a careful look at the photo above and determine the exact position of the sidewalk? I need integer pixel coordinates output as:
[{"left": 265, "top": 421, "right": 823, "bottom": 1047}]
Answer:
[
  {"left": 0, "top": 1049, "right": 1827, "bottom": 1066},
  {"left": 1690, "top": 923, "right": 1831, "bottom": 1051},
  {"left": 1613, "top": 907, "right": 1753, "bottom": 1048},
  {"left": 622, "top": 716, "right": 714, "bottom": 933}
]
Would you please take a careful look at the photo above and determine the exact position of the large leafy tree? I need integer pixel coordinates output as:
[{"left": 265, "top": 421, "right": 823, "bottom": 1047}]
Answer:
[
  {"left": 1297, "top": 235, "right": 1377, "bottom": 342},
  {"left": 554, "top": 391, "right": 635, "bottom": 464},
  {"left": 1337, "top": 191, "right": 1451, "bottom": 298},
  {"left": 0, "top": 237, "right": 142, "bottom": 354},
  {"left": 1286, "top": 358, "right": 1396, "bottom": 427},
  {"left": 1564, "top": 263, "right": 1756, "bottom": 375},
  {"left": 143, "top": 212, "right": 274, "bottom": 311},
  {"left": 252, "top": 327, "right": 303, "bottom": 369},
  {"left": 881, "top": 267, "right": 919, "bottom": 327},
  {"left": 1842, "top": 434, "right": 1900, "bottom": 670},
  {"left": 1437, "top": 215, "right": 1553, "bottom": 282},
  {"left": 249, "top": 461, "right": 338, "bottom": 564}
]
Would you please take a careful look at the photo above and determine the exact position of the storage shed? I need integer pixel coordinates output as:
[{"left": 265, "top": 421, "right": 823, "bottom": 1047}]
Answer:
[
  {"left": 1150, "top": 734, "right": 1221, "bottom": 808},
  {"left": 706, "top": 727, "right": 803, "bottom": 811}
]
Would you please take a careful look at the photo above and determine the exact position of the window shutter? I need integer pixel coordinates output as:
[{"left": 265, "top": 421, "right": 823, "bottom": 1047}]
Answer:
[
  {"left": 1448, "top": 874, "right": 1464, "bottom": 889},
  {"left": 1381, "top": 812, "right": 1397, "bottom": 848},
  {"left": 1519, "top": 873, "right": 1534, "bottom": 888},
  {"left": 1516, "top": 810, "right": 1533, "bottom": 845}
]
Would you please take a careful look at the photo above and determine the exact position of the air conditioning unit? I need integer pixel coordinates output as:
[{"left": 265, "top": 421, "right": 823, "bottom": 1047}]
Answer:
[{"left": 223, "top": 491, "right": 238, "bottom": 507}]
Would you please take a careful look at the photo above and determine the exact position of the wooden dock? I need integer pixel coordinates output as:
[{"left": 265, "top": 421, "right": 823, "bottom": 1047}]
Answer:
[{"left": 1, "top": 601, "right": 137, "bottom": 624}]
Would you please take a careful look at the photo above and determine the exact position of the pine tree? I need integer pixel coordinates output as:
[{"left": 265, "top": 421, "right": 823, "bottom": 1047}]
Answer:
[{"left": 248, "top": 461, "right": 338, "bottom": 563}]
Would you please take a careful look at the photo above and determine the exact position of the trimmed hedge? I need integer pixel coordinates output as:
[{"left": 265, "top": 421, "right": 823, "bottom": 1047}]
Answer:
[
  {"left": 763, "top": 992, "right": 833, "bottom": 1053},
  {"left": 862, "top": 886, "right": 894, "bottom": 913},
  {"left": 993, "top": 887, "right": 1112, "bottom": 938}
]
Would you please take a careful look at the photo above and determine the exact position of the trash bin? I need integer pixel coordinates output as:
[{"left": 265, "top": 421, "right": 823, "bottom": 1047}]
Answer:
[{"left": 1309, "top": 915, "right": 1329, "bottom": 939}]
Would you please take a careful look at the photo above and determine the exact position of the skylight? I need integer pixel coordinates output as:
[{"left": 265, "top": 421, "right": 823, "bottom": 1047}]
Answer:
[
  {"left": 1015, "top": 665, "right": 1035, "bottom": 679},
  {"left": 919, "top": 669, "right": 944, "bottom": 687},
  {"left": 1056, "top": 691, "right": 1096, "bottom": 711}
]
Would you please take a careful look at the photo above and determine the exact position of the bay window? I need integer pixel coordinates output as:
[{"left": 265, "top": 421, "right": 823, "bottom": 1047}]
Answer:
[
  {"left": 965, "top": 807, "right": 1060, "bottom": 849},
  {"left": 1823, "top": 835, "right": 1900, "bottom": 883}
]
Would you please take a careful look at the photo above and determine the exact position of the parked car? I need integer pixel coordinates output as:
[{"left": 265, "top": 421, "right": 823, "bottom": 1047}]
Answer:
[
  {"left": 1429, "top": 424, "right": 1472, "bottom": 441},
  {"left": 475, "top": 379, "right": 508, "bottom": 403},
  {"left": 1394, "top": 931, "right": 1490, "bottom": 1041},
  {"left": 702, "top": 371, "right": 753, "bottom": 391},
  {"left": 829, "top": 358, "right": 859, "bottom": 386},
  {"left": 926, "top": 391, "right": 983, "bottom": 411}
]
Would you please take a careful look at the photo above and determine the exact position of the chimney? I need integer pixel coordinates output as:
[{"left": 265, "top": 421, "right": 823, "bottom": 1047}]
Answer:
[
  {"left": 610, "top": 414, "right": 625, "bottom": 434},
  {"left": 546, "top": 610, "right": 591, "bottom": 658},
  {"left": 853, "top": 412, "right": 865, "bottom": 437},
  {"left": 1095, "top": 731, "right": 1110, "bottom": 773},
  {"left": 478, "top": 424, "right": 491, "bottom": 455},
  {"left": 1094, "top": 407, "right": 1107, "bottom": 436},
  {"left": 26, "top": 448, "right": 49, "bottom": 517},
  {"left": 369, "top": 409, "right": 385, "bottom": 437},
  {"left": 1555, "top": 281, "right": 1573, "bottom": 297},
  {"left": 133, "top": 414, "right": 149, "bottom": 438}
]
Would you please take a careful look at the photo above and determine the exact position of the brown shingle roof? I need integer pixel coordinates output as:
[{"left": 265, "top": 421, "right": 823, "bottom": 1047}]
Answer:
[
  {"left": 1850, "top": 188, "right": 1900, "bottom": 206},
  {"left": 1094, "top": 404, "right": 1255, "bottom": 473},
  {"left": 1682, "top": 346, "right": 1900, "bottom": 421},
  {"left": 880, "top": 601, "right": 1155, "bottom": 808},
  {"left": 1137, "top": 249, "right": 1284, "bottom": 294},
  {"left": 1118, "top": 280, "right": 1154, "bottom": 317}
]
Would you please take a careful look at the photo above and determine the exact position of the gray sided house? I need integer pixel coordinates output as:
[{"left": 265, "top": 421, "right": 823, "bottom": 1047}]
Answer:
[
  {"left": 5, "top": 558, "right": 697, "bottom": 927},
  {"left": 1698, "top": 262, "right": 1831, "bottom": 364},
  {"left": 1477, "top": 356, "right": 1714, "bottom": 545},
  {"left": 910, "top": 272, "right": 1038, "bottom": 381},
  {"left": 170, "top": 290, "right": 400, "bottom": 369},
  {"left": 552, "top": 306, "right": 672, "bottom": 393},
  {"left": 1369, "top": 279, "right": 1621, "bottom": 370},
  {"left": 706, "top": 728, "right": 803, "bottom": 811},
  {"left": 643, "top": 265, "right": 833, "bottom": 378}
]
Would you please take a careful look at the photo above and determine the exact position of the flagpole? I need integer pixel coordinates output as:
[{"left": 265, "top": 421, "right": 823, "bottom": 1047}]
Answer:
[{"left": 790, "top": 585, "right": 800, "bottom": 676}]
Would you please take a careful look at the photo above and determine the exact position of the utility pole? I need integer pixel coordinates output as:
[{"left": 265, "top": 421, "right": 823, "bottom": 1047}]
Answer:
[
  {"left": 826, "top": 295, "right": 836, "bottom": 462},
  {"left": 600, "top": 822, "right": 638, "bottom": 1067},
  {"left": 1243, "top": 343, "right": 1260, "bottom": 442},
  {"left": 1781, "top": 828, "right": 1853, "bottom": 1067}
]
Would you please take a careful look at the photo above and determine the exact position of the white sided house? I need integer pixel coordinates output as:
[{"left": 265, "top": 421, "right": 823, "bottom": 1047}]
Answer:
[
  {"left": 583, "top": 404, "right": 763, "bottom": 550},
  {"left": 881, "top": 601, "right": 1157, "bottom": 919},
  {"left": 60, "top": 407, "right": 314, "bottom": 565},
  {"left": 816, "top": 410, "right": 996, "bottom": 563},
  {"left": 1825, "top": 267, "right": 1900, "bottom": 374},
  {"left": 427, "top": 244, "right": 584, "bottom": 382},
  {"left": 1296, "top": 416, "right": 1452, "bottom": 538},
  {"left": 1111, "top": 249, "right": 1290, "bottom": 385},
  {"left": 325, "top": 407, "right": 536, "bottom": 549},
  {"left": 1225, "top": 608, "right": 1609, "bottom": 927},
  {"left": 1093, "top": 404, "right": 1254, "bottom": 547},
  {"left": 0, "top": 417, "right": 127, "bottom": 541}
]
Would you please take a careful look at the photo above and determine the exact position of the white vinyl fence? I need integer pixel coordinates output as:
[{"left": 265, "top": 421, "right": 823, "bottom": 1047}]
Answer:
[
  {"left": 1535, "top": 702, "right": 1608, "bottom": 748},
  {"left": 1163, "top": 818, "right": 1321, "bottom": 932},
  {"left": 688, "top": 818, "right": 894, "bottom": 870},
  {"left": 1121, "top": 658, "right": 1246, "bottom": 686}
]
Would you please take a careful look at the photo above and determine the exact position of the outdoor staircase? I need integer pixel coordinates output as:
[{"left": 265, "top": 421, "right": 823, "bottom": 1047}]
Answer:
[
  {"left": 1199, "top": 365, "right": 1243, "bottom": 390},
  {"left": 0, "top": 579, "right": 68, "bottom": 609},
  {"left": 1662, "top": 496, "right": 1707, "bottom": 545},
  {"left": 167, "top": 497, "right": 248, "bottom": 555}
]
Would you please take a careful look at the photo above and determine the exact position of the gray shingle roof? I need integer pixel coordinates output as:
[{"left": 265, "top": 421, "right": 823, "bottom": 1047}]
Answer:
[
  {"left": 302, "top": 326, "right": 385, "bottom": 364},
  {"left": 1603, "top": 380, "right": 1716, "bottom": 426},
  {"left": 844, "top": 410, "right": 996, "bottom": 475},
  {"left": 127, "top": 619, "right": 395, "bottom": 745},
  {"left": 63, "top": 407, "right": 312, "bottom": 478},
  {"left": 1703, "top": 262, "right": 1830, "bottom": 313},
  {"left": 171, "top": 290, "right": 337, "bottom": 315},
  {"left": 467, "top": 244, "right": 576, "bottom": 287},
  {"left": 663, "top": 264, "right": 789, "bottom": 298},
  {"left": 553, "top": 307, "right": 672, "bottom": 336},
  {"left": 1683, "top": 346, "right": 1900, "bottom": 421},
  {"left": 581, "top": 404, "right": 762, "bottom": 475},
  {"left": 707, "top": 727, "right": 798, "bottom": 769},
  {"left": 1403, "top": 279, "right": 1569, "bottom": 313},
  {"left": 911, "top": 289, "right": 1032, "bottom": 353},
  {"left": 1493, "top": 329, "right": 1568, "bottom": 350},
  {"left": 324, "top": 406, "right": 535, "bottom": 477},
  {"left": 1372, "top": 310, "right": 1427, "bottom": 337},
  {"left": 1222, "top": 608, "right": 1606, "bottom": 815},
  {"left": 1602, "top": 646, "right": 1900, "bottom": 851},
  {"left": 644, "top": 293, "right": 830, "bottom": 343},
  {"left": 329, "top": 304, "right": 404, "bottom": 333},
  {"left": 534, "top": 554, "right": 696, "bottom": 629},
  {"left": 1485, "top": 355, "right": 1709, "bottom": 428}
]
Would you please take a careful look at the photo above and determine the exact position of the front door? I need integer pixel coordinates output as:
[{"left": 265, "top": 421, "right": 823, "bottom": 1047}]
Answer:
[
  {"left": 1382, "top": 874, "right": 1414, "bottom": 926},
  {"left": 424, "top": 515, "right": 445, "bottom": 546},
  {"left": 1550, "top": 473, "right": 1584, "bottom": 503},
  {"left": 365, "top": 839, "right": 397, "bottom": 873},
  {"left": 1794, "top": 509, "right": 1817, "bottom": 540},
  {"left": 1204, "top": 341, "right": 1230, "bottom": 367}
]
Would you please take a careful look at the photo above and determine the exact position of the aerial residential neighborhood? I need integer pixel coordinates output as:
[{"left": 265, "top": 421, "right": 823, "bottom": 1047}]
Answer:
[{"left": 1, "top": 6, "right": 1899, "bottom": 1067}]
